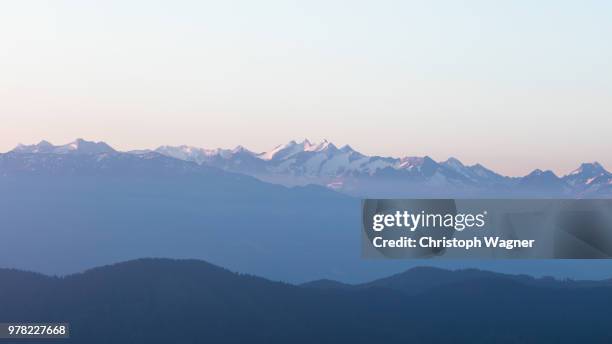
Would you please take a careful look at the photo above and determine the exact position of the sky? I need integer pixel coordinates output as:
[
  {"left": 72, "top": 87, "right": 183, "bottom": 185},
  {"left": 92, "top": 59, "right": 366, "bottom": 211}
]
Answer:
[{"left": 0, "top": 1, "right": 611, "bottom": 176}]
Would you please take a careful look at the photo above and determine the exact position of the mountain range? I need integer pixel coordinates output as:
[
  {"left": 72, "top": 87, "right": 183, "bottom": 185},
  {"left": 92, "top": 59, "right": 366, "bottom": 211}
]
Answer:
[
  {"left": 0, "top": 140, "right": 366, "bottom": 282},
  {"left": 7, "top": 138, "right": 612, "bottom": 197},
  {"left": 2, "top": 258, "right": 612, "bottom": 343},
  {"left": 3, "top": 138, "right": 612, "bottom": 283}
]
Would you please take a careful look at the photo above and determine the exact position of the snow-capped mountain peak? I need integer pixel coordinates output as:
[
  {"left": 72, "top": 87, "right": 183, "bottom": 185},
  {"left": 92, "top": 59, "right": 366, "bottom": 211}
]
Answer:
[
  {"left": 339, "top": 144, "right": 355, "bottom": 153},
  {"left": 304, "top": 139, "right": 337, "bottom": 153},
  {"left": 13, "top": 140, "right": 55, "bottom": 154},
  {"left": 155, "top": 145, "right": 226, "bottom": 163},
  {"left": 530, "top": 169, "right": 544, "bottom": 175},
  {"left": 231, "top": 145, "right": 256, "bottom": 155},
  {"left": 260, "top": 140, "right": 300, "bottom": 160},
  {"left": 260, "top": 139, "right": 338, "bottom": 160},
  {"left": 398, "top": 156, "right": 429, "bottom": 169},
  {"left": 568, "top": 162, "right": 607, "bottom": 177},
  {"left": 59, "top": 138, "right": 115, "bottom": 154},
  {"left": 11, "top": 139, "right": 115, "bottom": 155},
  {"left": 563, "top": 161, "right": 610, "bottom": 190},
  {"left": 444, "top": 157, "right": 464, "bottom": 168}
]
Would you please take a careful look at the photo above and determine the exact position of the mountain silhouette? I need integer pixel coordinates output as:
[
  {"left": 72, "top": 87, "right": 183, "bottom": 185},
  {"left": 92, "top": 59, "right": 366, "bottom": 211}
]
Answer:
[
  {"left": 1, "top": 258, "right": 612, "bottom": 343},
  {"left": 303, "top": 266, "right": 612, "bottom": 294}
]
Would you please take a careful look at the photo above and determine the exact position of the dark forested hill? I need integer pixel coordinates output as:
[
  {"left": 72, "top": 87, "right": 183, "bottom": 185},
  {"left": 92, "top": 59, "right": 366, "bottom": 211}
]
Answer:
[
  {"left": 1, "top": 259, "right": 612, "bottom": 343},
  {"left": 302, "top": 266, "right": 612, "bottom": 294}
]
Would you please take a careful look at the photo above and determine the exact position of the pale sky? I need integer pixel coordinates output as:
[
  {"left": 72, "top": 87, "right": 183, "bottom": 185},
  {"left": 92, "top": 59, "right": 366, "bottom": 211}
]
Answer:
[{"left": 1, "top": 1, "right": 611, "bottom": 176}]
